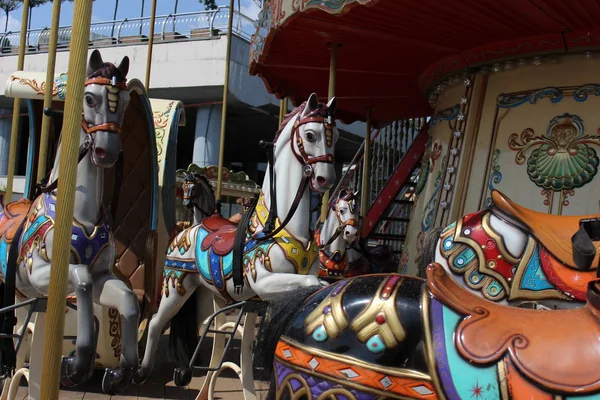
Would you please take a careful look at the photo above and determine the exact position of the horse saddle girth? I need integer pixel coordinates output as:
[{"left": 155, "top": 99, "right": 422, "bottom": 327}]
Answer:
[
  {"left": 200, "top": 214, "right": 238, "bottom": 256},
  {"left": 427, "top": 262, "right": 600, "bottom": 394},
  {"left": 0, "top": 199, "right": 32, "bottom": 245},
  {"left": 491, "top": 190, "right": 600, "bottom": 269}
]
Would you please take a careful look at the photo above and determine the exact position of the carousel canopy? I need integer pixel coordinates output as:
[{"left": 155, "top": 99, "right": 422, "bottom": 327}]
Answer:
[{"left": 250, "top": 0, "right": 600, "bottom": 125}]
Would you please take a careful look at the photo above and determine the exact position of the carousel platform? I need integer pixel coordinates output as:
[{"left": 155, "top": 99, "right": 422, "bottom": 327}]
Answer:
[{"left": 11, "top": 333, "right": 270, "bottom": 399}]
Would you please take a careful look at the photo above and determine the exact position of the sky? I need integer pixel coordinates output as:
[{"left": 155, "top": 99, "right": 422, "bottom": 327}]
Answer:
[{"left": 0, "top": 0, "right": 261, "bottom": 32}]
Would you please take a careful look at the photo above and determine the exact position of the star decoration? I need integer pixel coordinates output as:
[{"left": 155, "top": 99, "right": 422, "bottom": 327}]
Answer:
[{"left": 470, "top": 380, "right": 483, "bottom": 398}]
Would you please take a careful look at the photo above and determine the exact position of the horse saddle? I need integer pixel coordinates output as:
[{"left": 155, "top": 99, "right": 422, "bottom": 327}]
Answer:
[
  {"left": 427, "top": 262, "right": 600, "bottom": 394},
  {"left": 0, "top": 199, "right": 32, "bottom": 245},
  {"left": 491, "top": 190, "right": 600, "bottom": 269},
  {"left": 200, "top": 214, "right": 238, "bottom": 256}
]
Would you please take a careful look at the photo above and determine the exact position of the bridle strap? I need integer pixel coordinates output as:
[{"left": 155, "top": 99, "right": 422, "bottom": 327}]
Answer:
[
  {"left": 84, "top": 77, "right": 127, "bottom": 89},
  {"left": 81, "top": 119, "right": 122, "bottom": 135}
]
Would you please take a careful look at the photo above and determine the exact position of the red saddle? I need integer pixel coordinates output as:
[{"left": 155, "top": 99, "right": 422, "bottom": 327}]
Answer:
[
  {"left": 200, "top": 214, "right": 239, "bottom": 256},
  {"left": 0, "top": 199, "right": 32, "bottom": 245}
]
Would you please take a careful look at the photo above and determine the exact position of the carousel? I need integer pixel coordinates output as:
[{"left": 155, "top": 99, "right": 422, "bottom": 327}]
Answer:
[{"left": 247, "top": 0, "right": 600, "bottom": 399}]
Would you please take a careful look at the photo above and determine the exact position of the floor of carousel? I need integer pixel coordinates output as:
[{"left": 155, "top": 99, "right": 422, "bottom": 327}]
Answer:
[{"left": 12, "top": 333, "right": 271, "bottom": 399}]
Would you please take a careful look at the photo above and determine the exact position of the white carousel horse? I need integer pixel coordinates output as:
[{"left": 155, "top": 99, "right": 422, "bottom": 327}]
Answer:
[
  {"left": 317, "top": 189, "right": 396, "bottom": 281},
  {"left": 135, "top": 93, "right": 339, "bottom": 385},
  {"left": 0, "top": 50, "right": 140, "bottom": 395},
  {"left": 181, "top": 173, "right": 217, "bottom": 226},
  {"left": 422, "top": 189, "right": 600, "bottom": 310}
]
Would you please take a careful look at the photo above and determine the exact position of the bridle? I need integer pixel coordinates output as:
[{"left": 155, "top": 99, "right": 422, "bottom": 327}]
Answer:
[
  {"left": 318, "top": 192, "right": 358, "bottom": 249},
  {"left": 38, "top": 74, "right": 127, "bottom": 195},
  {"left": 232, "top": 102, "right": 337, "bottom": 294}
]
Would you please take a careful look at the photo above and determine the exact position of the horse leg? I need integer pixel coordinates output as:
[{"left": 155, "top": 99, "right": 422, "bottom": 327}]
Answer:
[
  {"left": 93, "top": 273, "right": 140, "bottom": 395},
  {"left": 60, "top": 264, "right": 96, "bottom": 387},
  {"left": 134, "top": 273, "right": 199, "bottom": 385}
]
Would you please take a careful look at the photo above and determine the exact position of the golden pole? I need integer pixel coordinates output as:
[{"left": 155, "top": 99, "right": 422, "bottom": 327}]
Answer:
[
  {"left": 5, "top": 0, "right": 30, "bottom": 202},
  {"left": 144, "top": 0, "right": 157, "bottom": 89},
  {"left": 319, "top": 42, "right": 338, "bottom": 222},
  {"left": 215, "top": 0, "right": 235, "bottom": 201},
  {"left": 40, "top": 0, "right": 94, "bottom": 398},
  {"left": 36, "top": 0, "right": 62, "bottom": 183},
  {"left": 360, "top": 107, "right": 372, "bottom": 236},
  {"left": 278, "top": 97, "right": 288, "bottom": 125}
]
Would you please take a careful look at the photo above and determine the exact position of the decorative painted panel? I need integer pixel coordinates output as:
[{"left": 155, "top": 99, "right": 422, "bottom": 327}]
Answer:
[{"left": 480, "top": 84, "right": 600, "bottom": 215}]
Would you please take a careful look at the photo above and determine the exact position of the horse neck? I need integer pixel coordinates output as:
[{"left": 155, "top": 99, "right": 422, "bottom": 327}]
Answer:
[
  {"left": 261, "top": 133, "right": 311, "bottom": 245},
  {"left": 49, "top": 129, "right": 104, "bottom": 232},
  {"left": 193, "top": 207, "right": 204, "bottom": 225},
  {"left": 319, "top": 207, "right": 346, "bottom": 257},
  {"left": 194, "top": 181, "right": 215, "bottom": 224}
]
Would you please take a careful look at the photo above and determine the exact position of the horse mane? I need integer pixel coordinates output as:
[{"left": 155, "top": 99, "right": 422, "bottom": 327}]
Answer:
[
  {"left": 193, "top": 173, "right": 217, "bottom": 214},
  {"left": 87, "top": 62, "right": 126, "bottom": 83},
  {"left": 273, "top": 101, "right": 307, "bottom": 143}
]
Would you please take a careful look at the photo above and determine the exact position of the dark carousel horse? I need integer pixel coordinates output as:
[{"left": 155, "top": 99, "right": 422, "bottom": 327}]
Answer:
[{"left": 255, "top": 218, "right": 600, "bottom": 399}]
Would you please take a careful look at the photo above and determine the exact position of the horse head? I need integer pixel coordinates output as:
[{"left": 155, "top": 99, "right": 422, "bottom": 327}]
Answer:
[
  {"left": 83, "top": 49, "right": 130, "bottom": 168},
  {"left": 275, "top": 93, "right": 338, "bottom": 193},
  {"left": 182, "top": 173, "right": 200, "bottom": 209},
  {"left": 335, "top": 188, "right": 359, "bottom": 243}
]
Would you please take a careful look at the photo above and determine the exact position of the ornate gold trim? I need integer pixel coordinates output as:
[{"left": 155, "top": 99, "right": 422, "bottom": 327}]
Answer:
[
  {"left": 482, "top": 212, "right": 519, "bottom": 264},
  {"left": 497, "top": 357, "right": 510, "bottom": 400},
  {"left": 280, "top": 337, "right": 431, "bottom": 380},
  {"left": 422, "top": 288, "right": 447, "bottom": 400},
  {"left": 509, "top": 237, "right": 569, "bottom": 301},
  {"left": 351, "top": 277, "right": 406, "bottom": 348},
  {"left": 305, "top": 281, "right": 349, "bottom": 340},
  {"left": 276, "top": 372, "right": 310, "bottom": 400},
  {"left": 108, "top": 307, "right": 122, "bottom": 358}
]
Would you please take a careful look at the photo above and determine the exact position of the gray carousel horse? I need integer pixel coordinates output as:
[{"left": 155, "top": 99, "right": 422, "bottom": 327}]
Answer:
[{"left": 0, "top": 50, "right": 139, "bottom": 395}]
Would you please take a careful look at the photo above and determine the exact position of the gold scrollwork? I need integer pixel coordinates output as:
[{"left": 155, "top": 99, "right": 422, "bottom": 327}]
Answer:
[
  {"left": 108, "top": 307, "right": 121, "bottom": 358},
  {"left": 163, "top": 269, "right": 188, "bottom": 297},
  {"left": 276, "top": 373, "right": 310, "bottom": 400},
  {"left": 351, "top": 277, "right": 406, "bottom": 349},
  {"left": 305, "top": 281, "right": 350, "bottom": 340}
]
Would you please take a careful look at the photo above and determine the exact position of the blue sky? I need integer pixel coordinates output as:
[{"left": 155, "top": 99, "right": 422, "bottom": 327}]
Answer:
[{"left": 1, "top": 0, "right": 261, "bottom": 32}]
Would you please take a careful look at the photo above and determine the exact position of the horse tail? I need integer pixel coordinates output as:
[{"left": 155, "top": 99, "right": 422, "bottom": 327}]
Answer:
[
  {"left": 254, "top": 285, "right": 322, "bottom": 376},
  {"left": 418, "top": 226, "right": 443, "bottom": 278},
  {"left": 168, "top": 289, "right": 198, "bottom": 385}
]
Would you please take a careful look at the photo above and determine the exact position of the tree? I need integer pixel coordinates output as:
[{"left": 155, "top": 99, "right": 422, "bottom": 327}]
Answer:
[
  {"left": 0, "top": 0, "right": 20, "bottom": 32},
  {"left": 200, "top": 0, "right": 217, "bottom": 10},
  {"left": 110, "top": 0, "right": 118, "bottom": 36}
]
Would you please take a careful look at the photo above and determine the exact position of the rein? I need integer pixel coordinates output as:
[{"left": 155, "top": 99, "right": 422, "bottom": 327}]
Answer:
[{"left": 231, "top": 108, "right": 336, "bottom": 294}]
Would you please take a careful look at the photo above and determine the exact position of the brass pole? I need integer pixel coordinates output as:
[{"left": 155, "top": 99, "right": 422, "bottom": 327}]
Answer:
[
  {"left": 215, "top": 0, "right": 235, "bottom": 201},
  {"left": 5, "top": 0, "right": 30, "bottom": 202},
  {"left": 319, "top": 42, "right": 338, "bottom": 222},
  {"left": 278, "top": 97, "right": 288, "bottom": 125},
  {"left": 36, "top": 0, "right": 62, "bottom": 183},
  {"left": 360, "top": 107, "right": 372, "bottom": 236},
  {"left": 144, "top": 0, "right": 157, "bottom": 89},
  {"left": 40, "top": 0, "right": 93, "bottom": 398}
]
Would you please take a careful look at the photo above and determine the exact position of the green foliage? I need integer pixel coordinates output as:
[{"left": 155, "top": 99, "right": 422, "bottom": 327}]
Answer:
[
  {"left": 201, "top": 0, "right": 217, "bottom": 10},
  {"left": 0, "top": 0, "right": 20, "bottom": 13}
]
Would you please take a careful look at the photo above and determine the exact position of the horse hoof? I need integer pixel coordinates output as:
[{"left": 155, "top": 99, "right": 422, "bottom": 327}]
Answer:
[
  {"left": 60, "top": 356, "right": 93, "bottom": 388},
  {"left": 102, "top": 366, "right": 135, "bottom": 395},
  {"left": 173, "top": 367, "right": 193, "bottom": 387},
  {"left": 133, "top": 368, "right": 148, "bottom": 386}
]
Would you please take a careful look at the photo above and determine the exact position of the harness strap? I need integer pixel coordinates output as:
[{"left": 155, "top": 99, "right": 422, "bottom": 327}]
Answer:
[
  {"left": 0, "top": 219, "right": 25, "bottom": 377},
  {"left": 232, "top": 195, "right": 259, "bottom": 294}
]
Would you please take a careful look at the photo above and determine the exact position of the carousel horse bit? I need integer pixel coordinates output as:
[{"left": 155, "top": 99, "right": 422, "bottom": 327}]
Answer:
[{"left": 255, "top": 215, "right": 600, "bottom": 399}]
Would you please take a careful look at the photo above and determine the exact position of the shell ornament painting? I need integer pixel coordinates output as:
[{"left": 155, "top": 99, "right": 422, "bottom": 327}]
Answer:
[{"left": 509, "top": 113, "right": 600, "bottom": 213}]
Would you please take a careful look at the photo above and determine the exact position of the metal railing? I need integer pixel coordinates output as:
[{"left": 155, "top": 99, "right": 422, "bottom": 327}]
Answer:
[{"left": 0, "top": 7, "right": 256, "bottom": 56}]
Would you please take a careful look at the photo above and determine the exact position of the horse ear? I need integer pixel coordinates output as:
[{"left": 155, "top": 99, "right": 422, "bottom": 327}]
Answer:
[
  {"left": 326, "top": 97, "right": 337, "bottom": 116},
  {"left": 302, "top": 93, "right": 319, "bottom": 118},
  {"left": 118, "top": 56, "right": 130, "bottom": 79},
  {"left": 87, "top": 49, "right": 104, "bottom": 77},
  {"left": 353, "top": 190, "right": 360, "bottom": 199}
]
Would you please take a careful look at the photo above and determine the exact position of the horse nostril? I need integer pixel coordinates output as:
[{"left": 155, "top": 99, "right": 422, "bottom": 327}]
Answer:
[
  {"left": 95, "top": 147, "right": 106, "bottom": 159},
  {"left": 316, "top": 176, "right": 327, "bottom": 186}
]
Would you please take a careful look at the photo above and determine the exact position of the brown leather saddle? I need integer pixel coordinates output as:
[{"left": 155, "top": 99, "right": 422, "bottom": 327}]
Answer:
[
  {"left": 0, "top": 199, "right": 32, "bottom": 245},
  {"left": 427, "top": 262, "right": 600, "bottom": 394},
  {"left": 491, "top": 190, "right": 600, "bottom": 269},
  {"left": 200, "top": 214, "right": 238, "bottom": 256}
]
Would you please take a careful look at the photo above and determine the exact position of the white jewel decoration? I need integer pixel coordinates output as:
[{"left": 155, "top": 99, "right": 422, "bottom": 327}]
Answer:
[
  {"left": 460, "top": 97, "right": 468, "bottom": 104},
  {"left": 585, "top": 51, "right": 593, "bottom": 59},
  {"left": 450, "top": 148, "right": 459, "bottom": 156},
  {"left": 412, "top": 385, "right": 434, "bottom": 395},
  {"left": 340, "top": 368, "right": 359, "bottom": 379},
  {"left": 71, "top": 234, "right": 78, "bottom": 241},
  {"left": 380, "top": 376, "right": 393, "bottom": 389},
  {"left": 447, "top": 166, "right": 456, "bottom": 174},
  {"left": 308, "top": 357, "right": 319, "bottom": 370},
  {"left": 532, "top": 56, "right": 541, "bottom": 66},
  {"left": 440, "top": 201, "right": 448, "bottom": 209},
  {"left": 491, "top": 63, "right": 501, "bottom": 72},
  {"left": 453, "top": 130, "right": 462, "bottom": 138},
  {"left": 457, "top": 113, "right": 465, "bottom": 121},
  {"left": 283, "top": 349, "right": 293, "bottom": 359},
  {"left": 443, "top": 183, "right": 452, "bottom": 191},
  {"left": 463, "top": 77, "right": 471, "bottom": 86},
  {"left": 463, "top": 228, "right": 471, "bottom": 235}
]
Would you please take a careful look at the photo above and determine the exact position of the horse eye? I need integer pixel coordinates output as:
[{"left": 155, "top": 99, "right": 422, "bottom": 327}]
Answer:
[
  {"left": 340, "top": 209, "right": 346, "bottom": 215},
  {"left": 85, "top": 95, "right": 94, "bottom": 106},
  {"left": 305, "top": 131, "right": 316, "bottom": 142}
]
